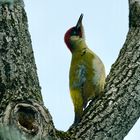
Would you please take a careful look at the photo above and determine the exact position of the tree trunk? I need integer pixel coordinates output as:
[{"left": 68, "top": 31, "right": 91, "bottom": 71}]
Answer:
[
  {"left": 0, "top": 0, "right": 55, "bottom": 139},
  {"left": 0, "top": 0, "right": 140, "bottom": 140}
]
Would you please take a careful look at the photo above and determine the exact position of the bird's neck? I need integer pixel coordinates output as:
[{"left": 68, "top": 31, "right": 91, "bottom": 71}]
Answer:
[{"left": 71, "top": 38, "right": 87, "bottom": 54}]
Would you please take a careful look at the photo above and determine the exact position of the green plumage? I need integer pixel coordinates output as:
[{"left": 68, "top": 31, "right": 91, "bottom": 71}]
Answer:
[
  {"left": 70, "top": 38, "right": 105, "bottom": 123},
  {"left": 64, "top": 14, "right": 106, "bottom": 124}
]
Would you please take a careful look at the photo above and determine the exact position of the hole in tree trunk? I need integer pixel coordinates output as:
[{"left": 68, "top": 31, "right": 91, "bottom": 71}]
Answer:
[{"left": 17, "top": 106, "right": 38, "bottom": 133}]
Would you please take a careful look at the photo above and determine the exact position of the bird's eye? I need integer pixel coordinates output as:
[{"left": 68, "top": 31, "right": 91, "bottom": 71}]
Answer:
[
  {"left": 71, "top": 29, "right": 77, "bottom": 36},
  {"left": 73, "top": 31, "right": 77, "bottom": 35}
]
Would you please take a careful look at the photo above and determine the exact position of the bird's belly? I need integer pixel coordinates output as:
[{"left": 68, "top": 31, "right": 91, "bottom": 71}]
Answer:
[
  {"left": 70, "top": 63, "right": 96, "bottom": 102},
  {"left": 70, "top": 59, "right": 105, "bottom": 101}
]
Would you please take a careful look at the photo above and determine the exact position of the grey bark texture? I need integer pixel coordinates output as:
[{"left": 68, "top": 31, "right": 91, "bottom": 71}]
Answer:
[
  {"left": 0, "top": 0, "right": 140, "bottom": 140},
  {"left": 0, "top": 0, "right": 55, "bottom": 139}
]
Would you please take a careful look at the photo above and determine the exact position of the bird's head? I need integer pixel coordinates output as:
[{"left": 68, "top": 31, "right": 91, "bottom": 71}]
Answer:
[{"left": 64, "top": 14, "right": 85, "bottom": 52}]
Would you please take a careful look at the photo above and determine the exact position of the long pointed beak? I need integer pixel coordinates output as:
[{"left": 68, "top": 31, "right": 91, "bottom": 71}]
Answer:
[{"left": 76, "top": 13, "right": 83, "bottom": 29}]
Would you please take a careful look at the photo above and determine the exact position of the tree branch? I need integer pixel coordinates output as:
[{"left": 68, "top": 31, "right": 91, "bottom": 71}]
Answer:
[
  {"left": 67, "top": 0, "right": 140, "bottom": 139},
  {"left": 0, "top": 0, "right": 56, "bottom": 139},
  {"left": 0, "top": 0, "right": 140, "bottom": 139},
  {"left": 129, "top": 0, "right": 140, "bottom": 27}
]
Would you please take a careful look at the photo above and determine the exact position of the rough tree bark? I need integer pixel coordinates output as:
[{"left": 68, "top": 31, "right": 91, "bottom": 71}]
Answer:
[{"left": 0, "top": 0, "right": 140, "bottom": 140}]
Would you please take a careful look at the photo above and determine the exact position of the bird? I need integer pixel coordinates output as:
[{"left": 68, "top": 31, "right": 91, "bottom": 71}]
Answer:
[{"left": 64, "top": 14, "right": 106, "bottom": 124}]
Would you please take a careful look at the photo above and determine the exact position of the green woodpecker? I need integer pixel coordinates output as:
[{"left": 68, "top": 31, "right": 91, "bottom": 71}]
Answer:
[{"left": 64, "top": 14, "right": 106, "bottom": 124}]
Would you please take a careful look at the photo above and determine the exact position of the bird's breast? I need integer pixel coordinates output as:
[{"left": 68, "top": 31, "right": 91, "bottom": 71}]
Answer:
[
  {"left": 70, "top": 50, "right": 105, "bottom": 91},
  {"left": 70, "top": 52, "right": 93, "bottom": 89}
]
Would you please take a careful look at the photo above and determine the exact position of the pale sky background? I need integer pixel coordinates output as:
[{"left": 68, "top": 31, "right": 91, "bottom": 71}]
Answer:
[{"left": 24, "top": 0, "right": 140, "bottom": 139}]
